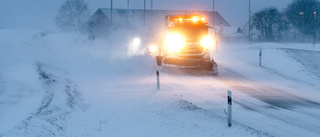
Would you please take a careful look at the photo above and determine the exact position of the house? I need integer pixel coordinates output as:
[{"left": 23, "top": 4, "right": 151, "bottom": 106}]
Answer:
[
  {"left": 242, "top": 19, "right": 262, "bottom": 40},
  {"left": 82, "top": 8, "right": 230, "bottom": 35}
]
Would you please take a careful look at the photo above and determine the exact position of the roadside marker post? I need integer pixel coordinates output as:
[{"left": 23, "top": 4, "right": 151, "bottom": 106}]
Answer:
[
  {"left": 156, "top": 70, "right": 160, "bottom": 90},
  {"left": 228, "top": 90, "right": 232, "bottom": 127},
  {"left": 259, "top": 49, "right": 262, "bottom": 67}
]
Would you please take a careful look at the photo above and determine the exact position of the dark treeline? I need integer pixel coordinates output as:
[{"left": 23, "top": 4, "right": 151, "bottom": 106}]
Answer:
[{"left": 251, "top": 0, "right": 320, "bottom": 42}]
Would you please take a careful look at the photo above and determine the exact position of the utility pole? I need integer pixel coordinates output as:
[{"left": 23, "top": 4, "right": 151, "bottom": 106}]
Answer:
[
  {"left": 314, "top": 12, "right": 317, "bottom": 47},
  {"left": 127, "top": 0, "right": 129, "bottom": 9},
  {"left": 300, "top": 12, "right": 305, "bottom": 42},
  {"left": 249, "top": 0, "right": 251, "bottom": 43},
  {"left": 110, "top": 0, "right": 113, "bottom": 22},
  {"left": 126, "top": 0, "right": 129, "bottom": 25},
  {"left": 151, "top": 0, "right": 153, "bottom": 30},
  {"left": 151, "top": 0, "right": 153, "bottom": 10},
  {"left": 144, "top": 0, "right": 146, "bottom": 26},
  {"left": 212, "top": 0, "right": 215, "bottom": 27}
]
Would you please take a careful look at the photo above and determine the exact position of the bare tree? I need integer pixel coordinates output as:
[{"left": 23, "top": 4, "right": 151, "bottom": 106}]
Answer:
[
  {"left": 253, "top": 7, "right": 285, "bottom": 41},
  {"left": 55, "top": 0, "right": 90, "bottom": 32},
  {"left": 285, "top": 0, "right": 320, "bottom": 35}
]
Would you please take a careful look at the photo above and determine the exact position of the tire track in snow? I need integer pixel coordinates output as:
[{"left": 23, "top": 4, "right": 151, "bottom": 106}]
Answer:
[
  {"left": 1, "top": 63, "right": 86, "bottom": 137},
  {"left": 282, "top": 48, "right": 320, "bottom": 78},
  {"left": 219, "top": 67, "right": 320, "bottom": 110},
  {"left": 217, "top": 67, "right": 320, "bottom": 135},
  {"left": 152, "top": 69, "right": 272, "bottom": 136},
  {"left": 157, "top": 48, "right": 320, "bottom": 136},
  {"left": 147, "top": 97, "right": 272, "bottom": 137}
]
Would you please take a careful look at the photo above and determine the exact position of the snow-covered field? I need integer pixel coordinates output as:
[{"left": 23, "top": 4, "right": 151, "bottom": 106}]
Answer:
[{"left": 1, "top": 29, "right": 320, "bottom": 137}]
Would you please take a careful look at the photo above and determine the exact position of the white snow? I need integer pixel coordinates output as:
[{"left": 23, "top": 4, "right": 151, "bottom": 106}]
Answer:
[{"left": 1, "top": 29, "right": 320, "bottom": 137}]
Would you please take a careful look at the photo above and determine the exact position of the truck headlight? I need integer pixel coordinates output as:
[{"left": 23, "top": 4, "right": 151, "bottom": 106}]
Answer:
[
  {"left": 166, "top": 34, "right": 185, "bottom": 52},
  {"left": 200, "top": 36, "right": 214, "bottom": 48},
  {"left": 149, "top": 44, "right": 157, "bottom": 53}
]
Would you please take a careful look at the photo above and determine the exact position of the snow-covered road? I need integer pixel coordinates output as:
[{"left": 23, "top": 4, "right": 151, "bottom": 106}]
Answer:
[{"left": 1, "top": 30, "right": 320, "bottom": 136}]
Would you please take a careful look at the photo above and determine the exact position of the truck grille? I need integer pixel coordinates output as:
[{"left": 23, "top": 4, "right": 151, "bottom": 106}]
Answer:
[{"left": 179, "top": 44, "right": 204, "bottom": 54}]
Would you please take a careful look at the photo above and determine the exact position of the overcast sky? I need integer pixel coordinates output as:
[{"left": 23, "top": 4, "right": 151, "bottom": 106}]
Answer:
[{"left": 0, "top": 0, "right": 293, "bottom": 30}]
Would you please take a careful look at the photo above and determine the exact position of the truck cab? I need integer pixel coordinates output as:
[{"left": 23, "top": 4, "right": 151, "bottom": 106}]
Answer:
[
  {"left": 156, "top": 14, "right": 218, "bottom": 73},
  {"left": 164, "top": 15, "right": 216, "bottom": 59}
]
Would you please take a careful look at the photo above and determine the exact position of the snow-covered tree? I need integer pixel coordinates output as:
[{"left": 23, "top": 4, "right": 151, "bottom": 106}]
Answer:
[{"left": 55, "top": 0, "right": 90, "bottom": 32}]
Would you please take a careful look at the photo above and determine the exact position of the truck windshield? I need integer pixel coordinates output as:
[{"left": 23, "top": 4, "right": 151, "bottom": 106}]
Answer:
[{"left": 173, "top": 22, "right": 208, "bottom": 41}]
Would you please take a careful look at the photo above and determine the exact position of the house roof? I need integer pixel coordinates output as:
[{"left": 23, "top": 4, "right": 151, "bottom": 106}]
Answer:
[
  {"left": 82, "top": 8, "right": 230, "bottom": 34},
  {"left": 95, "top": 8, "right": 230, "bottom": 27}
]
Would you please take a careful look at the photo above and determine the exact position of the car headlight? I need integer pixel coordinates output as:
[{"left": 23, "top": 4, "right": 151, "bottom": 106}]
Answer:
[
  {"left": 166, "top": 34, "right": 185, "bottom": 52},
  {"left": 200, "top": 36, "right": 214, "bottom": 48},
  {"left": 133, "top": 37, "right": 141, "bottom": 47}
]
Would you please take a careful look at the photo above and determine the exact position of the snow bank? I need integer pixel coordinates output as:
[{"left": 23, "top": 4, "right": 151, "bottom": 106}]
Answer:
[{"left": 0, "top": 29, "right": 157, "bottom": 136}]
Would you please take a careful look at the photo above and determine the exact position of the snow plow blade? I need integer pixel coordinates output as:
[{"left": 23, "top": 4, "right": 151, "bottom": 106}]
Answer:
[{"left": 156, "top": 56, "right": 218, "bottom": 73}]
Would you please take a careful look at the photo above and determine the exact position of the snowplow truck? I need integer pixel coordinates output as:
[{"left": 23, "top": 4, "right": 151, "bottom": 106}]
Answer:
[{"left": 156, "top": 15, "right": 218, "bottom": 74}]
